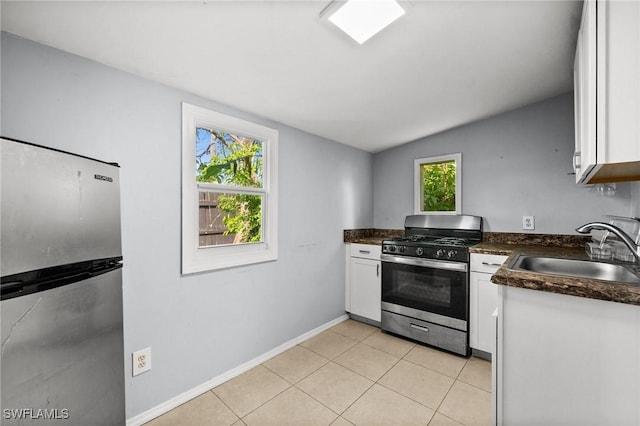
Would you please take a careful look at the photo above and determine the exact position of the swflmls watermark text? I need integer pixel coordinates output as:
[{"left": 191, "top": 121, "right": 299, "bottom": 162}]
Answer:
[{"left": 3, "top": 408, "right": 70, "bottom": 420}]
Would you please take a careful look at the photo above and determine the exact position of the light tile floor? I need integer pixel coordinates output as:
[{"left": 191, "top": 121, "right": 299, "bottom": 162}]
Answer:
[{"left": 146, "top": 319, "right": 491, "bottom": 426}]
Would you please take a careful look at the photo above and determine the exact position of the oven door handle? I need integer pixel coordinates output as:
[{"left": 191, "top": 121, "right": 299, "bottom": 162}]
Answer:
[{"left": 380, "top": 254, "right": 468, "bottom": 272}]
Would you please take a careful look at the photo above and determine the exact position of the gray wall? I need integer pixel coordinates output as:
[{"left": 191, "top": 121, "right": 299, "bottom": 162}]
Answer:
[
  {"left": 1, "top": 33, "right": 373, "bottom": 419},
  {"left": 373, "top": 93, "right": 633, "bottom": 233}
]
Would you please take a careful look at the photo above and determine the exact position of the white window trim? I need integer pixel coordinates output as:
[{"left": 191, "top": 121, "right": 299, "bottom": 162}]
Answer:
[
  {"left": 181, "top": 103, "right": 278, "bottom": 274},
  {"left": 414, "top": 153, "right": 461, "bottom": 215}
]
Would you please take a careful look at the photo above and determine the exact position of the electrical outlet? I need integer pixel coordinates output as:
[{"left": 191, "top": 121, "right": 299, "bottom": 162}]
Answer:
[
  {"left": 132, "top": 347, "right": 151, "bottom": 376},
  {"left": 522, "top": 216, "right": 535, "bottom": 230}
]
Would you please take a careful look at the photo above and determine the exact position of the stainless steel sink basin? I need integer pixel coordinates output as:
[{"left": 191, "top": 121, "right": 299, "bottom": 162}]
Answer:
[{"left": 507, "top": 255, "right": 640, "bottom": 284}]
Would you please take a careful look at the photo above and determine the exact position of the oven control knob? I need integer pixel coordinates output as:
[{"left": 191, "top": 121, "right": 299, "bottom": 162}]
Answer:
[
  {"left": 416, "top": 247, "right": 424, "bottom": 256},
  {"left": 399, "top": 246, "right": 406, "bottom": 253},
  {"left": 436, "top": 249, "right": 445, "bottom": 258},
  {"left": 388, "top": 245, "right": 397, "bottom": 253},
  {"left": 447, "top": 250, "right": 457, "bottom": 259}
]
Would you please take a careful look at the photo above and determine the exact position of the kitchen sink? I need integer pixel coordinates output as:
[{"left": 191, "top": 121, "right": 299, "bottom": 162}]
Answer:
[{"left": 507, "top": 255, "right": 640, "bottom": 284}]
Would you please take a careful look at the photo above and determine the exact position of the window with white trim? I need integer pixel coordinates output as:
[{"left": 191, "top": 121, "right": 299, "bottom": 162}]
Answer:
[
  {"left": 182, "top": 103, "right": 278, "bottom": 273},
  {"left": 414, "top": 153, "right": 461, "bottom": 215}
]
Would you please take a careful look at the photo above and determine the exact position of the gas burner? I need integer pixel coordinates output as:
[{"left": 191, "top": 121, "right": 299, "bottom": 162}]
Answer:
[{"left": 383, "top": 236, "right": 472, "bottom": 248}]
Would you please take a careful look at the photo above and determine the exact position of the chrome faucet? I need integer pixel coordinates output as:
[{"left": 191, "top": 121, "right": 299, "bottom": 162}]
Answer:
[{"left": 576, "top": 222, "right": 640, "bottom": 263}]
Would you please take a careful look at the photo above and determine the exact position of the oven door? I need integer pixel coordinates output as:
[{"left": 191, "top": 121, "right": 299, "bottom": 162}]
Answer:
[{"left": 381, "top": 254, "right": 468, "bottom": 329}]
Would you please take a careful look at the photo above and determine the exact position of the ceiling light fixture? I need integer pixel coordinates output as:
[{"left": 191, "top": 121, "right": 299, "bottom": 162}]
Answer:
[{"left": 321, "top": 0, "right": 406, "bottom": 45}]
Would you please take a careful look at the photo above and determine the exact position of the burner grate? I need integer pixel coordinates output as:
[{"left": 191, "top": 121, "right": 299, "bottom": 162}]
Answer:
[
  {"left": 384, "top": 235, "right": 472, "bottom": 247},
  {"left": 430, "top": 237, "right": 471, "bottom": 247}
]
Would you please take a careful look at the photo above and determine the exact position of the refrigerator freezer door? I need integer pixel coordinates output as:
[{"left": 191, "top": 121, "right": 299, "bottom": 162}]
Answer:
[
  {"left": 1, "top": 139, "right": 122, "bottom": 276},
  {"left": 1, "top": 269, "right": 125, "bottom": 425}
]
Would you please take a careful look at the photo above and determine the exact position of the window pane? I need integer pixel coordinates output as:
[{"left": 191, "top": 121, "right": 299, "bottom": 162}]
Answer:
[
  {"left": 195, "top": 127, "right": 263, "bottom": 188},
  {"left": 421, "top": 160, "right": 456, "bottom": 212},
  {"left": 198, "top": 192, "right": 263, "bottom": 247}
]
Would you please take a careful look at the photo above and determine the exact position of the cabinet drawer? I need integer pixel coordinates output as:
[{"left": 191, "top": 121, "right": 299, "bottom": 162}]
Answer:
[
  {"left": 470, "top": 254, "right": 508, "bottom": 274},
  {"left": 350, "top": 243, "right": 381, "bottom": 260}
]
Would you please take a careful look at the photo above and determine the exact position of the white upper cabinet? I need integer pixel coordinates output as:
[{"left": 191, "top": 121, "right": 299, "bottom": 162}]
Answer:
[
  {"left": 573, "top": 0, "right": 640, "bottom": 184},
  {"left": 573, "top": 0, "right": 596, "bottom": 182}
]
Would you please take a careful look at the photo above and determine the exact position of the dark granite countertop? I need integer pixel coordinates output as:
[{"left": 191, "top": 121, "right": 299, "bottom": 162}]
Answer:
[
  {"left": 345, "top": 229, "right": 640, "bottom": 306},
  {"left": 343, "top": 229, "right": 403, "bottom": 246},
  {"left": 473, "top": 240, "right": 640, "bottom": 307},
  {"left": 470, "top": 242, "right": 587, "bottom": 257},
  {"left": 348, "top": 237, "right": 388, "bottom": 245}
]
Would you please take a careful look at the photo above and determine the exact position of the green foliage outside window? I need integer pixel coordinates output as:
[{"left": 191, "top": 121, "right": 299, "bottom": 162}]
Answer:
[
  {"left": 216, "top": 193, "right": 262, "bottom": 243},
  {"left": 422, "top": 160, "right": 456, "bottom": 212},
  {"left": 196, "top": 127, "right": 263, "bottom": 243}
]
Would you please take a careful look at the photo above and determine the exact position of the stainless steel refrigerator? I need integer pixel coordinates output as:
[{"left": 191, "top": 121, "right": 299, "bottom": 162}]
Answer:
[{"left": 1, "top": 138, "right": 125, "bottom": 425}]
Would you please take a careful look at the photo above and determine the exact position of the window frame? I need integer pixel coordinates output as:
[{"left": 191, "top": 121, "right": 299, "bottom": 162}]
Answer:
[
  {"left": 414, "top": 153, "right": 461, "bottom": 215},
  {"left": 181, "top": 103, "right": 278, "bottom": 274}
]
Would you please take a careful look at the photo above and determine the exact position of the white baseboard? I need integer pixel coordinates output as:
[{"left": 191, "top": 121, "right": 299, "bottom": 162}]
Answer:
[{"left": 126, "top": 314, "right": 349, "bottom": 426}]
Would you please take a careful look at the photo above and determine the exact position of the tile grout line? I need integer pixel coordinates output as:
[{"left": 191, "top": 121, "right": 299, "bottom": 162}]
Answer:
[
  {"left": 331, "top": 374, "right": 379, "bottom": 420},
  {"left": 455, "top": 357, "right": 492, "bottom": 393},
  {"left": 428, "top": 357, "right": 473, "bottom": 425},
  {"left": 360, "top": 344, "right": 416, "bottom": 359},
  {"left": 274, "top": 365, "right": 363, "bottom": 426},
  {"left": 430, "top": 381, "right": 462, "bottom": 426},
  {"left": 332, "top": 346, "right": 402, "bottom": 383},
  {"left": 260, "top": 344, "right": 332, "bottom": 386},
  {"left": 456, "top": 377, "right": 492, "bottom": 394},
  {"left": 430, "top": 411, "right": 464, "bottom": 426},
  {"left": 374, "top": 351, "right": 448, "bottom": 423},
  {"left": 357, "top": 332, "right": 417, "bottom": 358},
  {"left": 301, "top": 330, "right": 360, "bottom": 360},
  {"left": 398, "top": 346, "right": 471, "bottom": 424},
  {"left": 212, "top": 366, "right": 295, "bottom": 423},
  {"left": 329, "top": 321, "right": 379, "bottom": 342},
  {"left": 334, "top": 348, "right": 405, "bottom": 420},
  {"left": 258, "top": 349, "right": 345, "bottom": 421},
  {"left": 400, "top": 351, "right": 468, "bottom": 380},
  {"left": 291, "top": 362, "right": 369, "bottom": 419},
  {"left": 207, "top": 389, "right": 243, "bottom": 425},
  {"left": 237, "top": 382, "right": 294, "bottom": 423}
]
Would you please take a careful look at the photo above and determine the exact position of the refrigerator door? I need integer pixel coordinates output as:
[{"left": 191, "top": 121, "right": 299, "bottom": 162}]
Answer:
[
  {"left": 1, "top": 269, "right": 125, "bottom": 425},
  {"left": 1, "top": 138, "right": 122, "bottom": 276}
]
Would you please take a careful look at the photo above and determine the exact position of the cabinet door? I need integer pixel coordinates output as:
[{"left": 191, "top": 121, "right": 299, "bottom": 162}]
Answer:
[
  {"left": 574, "top": 0, "right": 597, "bottom": 183},
  {"left": 499, "top": 286, "right": 640, "bottom": 425},
  {"left": 350, "top": 258, "right": 381, "bottom": 322},
  {"left": 470, "top": 271, "right": 498, "bottom": 353},
  {"left": 599, "top": 0, "right": 640, "bottom": 164}
]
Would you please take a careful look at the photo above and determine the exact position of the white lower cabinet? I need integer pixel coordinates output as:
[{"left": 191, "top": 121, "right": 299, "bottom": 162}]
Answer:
[
  {"left": 469, "top": 254, "right": 507, "bottom": 354},
  {"left": 496, "top": 285, "right": 640, "bottom": 425},
  {"left": 346, "top": 243, "right": 381, "bottom": 323}
]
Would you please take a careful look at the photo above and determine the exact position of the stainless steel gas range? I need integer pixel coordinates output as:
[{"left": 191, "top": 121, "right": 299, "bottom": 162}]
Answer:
[{"left": 380, "top": 215, "right": 483, "bottom": 357}]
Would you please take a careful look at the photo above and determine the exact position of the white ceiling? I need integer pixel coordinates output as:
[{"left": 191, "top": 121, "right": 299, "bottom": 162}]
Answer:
[{"left": 1, "top": 0, "right": 582, "bottom": 153}]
